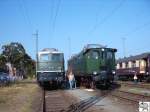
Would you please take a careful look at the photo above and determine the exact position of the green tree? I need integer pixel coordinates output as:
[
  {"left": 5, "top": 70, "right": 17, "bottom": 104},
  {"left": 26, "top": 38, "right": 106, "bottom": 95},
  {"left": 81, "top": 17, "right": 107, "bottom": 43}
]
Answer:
[
  {"left": 2, "top": 42, "right": 25, "bottom": 64},
  {"left": 0, "top": 54, "right": 8, "bottom": 72},
  {"left": 1, "top": 42, "right": 35, "bottom": 78}
]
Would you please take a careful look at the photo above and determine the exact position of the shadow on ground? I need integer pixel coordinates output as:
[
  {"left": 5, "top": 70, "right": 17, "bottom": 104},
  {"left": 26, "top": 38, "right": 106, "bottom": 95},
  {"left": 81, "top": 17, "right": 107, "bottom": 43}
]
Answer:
[
  {"left": 96, "top": 82, "right": 121, "bottom": 90},
  {"left": 65, "top": 94, "right": 107, "bottom": 112}
]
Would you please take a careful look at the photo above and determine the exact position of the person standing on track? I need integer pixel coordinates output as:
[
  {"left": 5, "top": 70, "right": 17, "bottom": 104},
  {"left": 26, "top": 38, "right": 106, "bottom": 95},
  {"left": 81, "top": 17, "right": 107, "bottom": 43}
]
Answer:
[
  {"left": 133, "top": 72, "right": 138, "bottom": 84},
  {"left": 68, "top": 68, "right": 76, "bottom": 89}
]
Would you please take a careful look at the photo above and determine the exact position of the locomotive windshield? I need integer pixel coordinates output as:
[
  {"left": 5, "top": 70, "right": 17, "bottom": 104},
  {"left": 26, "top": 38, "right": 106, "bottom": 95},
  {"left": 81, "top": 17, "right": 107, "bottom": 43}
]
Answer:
[
  {"left": 38, "top": 53, "right": 64, "bottom": 71},
  {"left": 88, "top": 51, "right": 99, "bottom": 59},
  {"left": 85, "top": 50, "right": 99, "bottom": 59},
  {"left": 101, "top": 49, "right": 115, "bottom": 59},
  {"left": 106, "top": 51, "right": 113, "bottom": 59},
  {"left": 40, "top": 53, "right": 63, "bottom": 62},
  {"left": 50, "top": 53, "right": 63, "bottom": 62},
  {"left": 40, "top": 54, "right": 49, "bottom": 61},
  {"left": 91, "top": 51, "right": 99, "bottom": 59}
]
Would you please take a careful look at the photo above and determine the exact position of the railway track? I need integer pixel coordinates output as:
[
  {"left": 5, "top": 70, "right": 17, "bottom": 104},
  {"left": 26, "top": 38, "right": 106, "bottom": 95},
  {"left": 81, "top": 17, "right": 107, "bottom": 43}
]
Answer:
[
  {"left": 41, "top": 88, "right": 109, "bottom": 112},
  {"left": 42, "top": 89, "right": 74, "bottom": 112},
  {"left": 43, "top": 90, "right": 84, "bottom": 112},
  {"left": 111, "top": 89, "right": 150, "bottom": 103},
  {"left": 41, "top": 83, "right": 149, "bottom": 112}
]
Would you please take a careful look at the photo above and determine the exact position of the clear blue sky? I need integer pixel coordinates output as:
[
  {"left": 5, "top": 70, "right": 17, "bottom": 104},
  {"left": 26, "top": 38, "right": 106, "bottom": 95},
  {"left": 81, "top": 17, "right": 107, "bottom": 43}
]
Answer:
[{"left": 0, "top": 0, "right": 150, "bottom": 64}]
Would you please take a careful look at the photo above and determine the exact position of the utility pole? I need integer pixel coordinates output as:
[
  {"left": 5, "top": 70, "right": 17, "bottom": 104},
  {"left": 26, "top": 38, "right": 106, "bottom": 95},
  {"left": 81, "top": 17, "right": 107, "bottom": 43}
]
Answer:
[
  {"left": 122, "top": 37, "right": 126, "bottom": 58},
  {"left": 33, "top": 30, "right": 39, "bottom": 77},
  {"left": 68, "top": 37, "right": 71, "bottom": 59}
]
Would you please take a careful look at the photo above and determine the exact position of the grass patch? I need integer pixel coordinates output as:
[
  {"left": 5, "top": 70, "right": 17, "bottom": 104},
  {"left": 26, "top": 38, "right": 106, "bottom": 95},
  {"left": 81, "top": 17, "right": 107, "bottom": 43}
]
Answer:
[
  {"left": 0, "top": 97, "right": 7, "bottom": 104},
  {"left": 0, "top": 82, "right": 41, "bottom": 112}
]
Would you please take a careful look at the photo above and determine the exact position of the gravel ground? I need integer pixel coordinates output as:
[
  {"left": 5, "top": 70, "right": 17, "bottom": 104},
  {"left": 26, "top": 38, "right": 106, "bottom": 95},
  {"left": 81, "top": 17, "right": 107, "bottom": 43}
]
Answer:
[
  {"left": 67, "top": 88, "right": 139, "bottom": 112},
  {"left": 0, "top": 81, "right": 144, "bottom": 112},
  {"left": 119, "top": 85, "right": 150, "bottom": 96},
  {"left": 43, "top": 87, "right": 140, "bottom": 112}
]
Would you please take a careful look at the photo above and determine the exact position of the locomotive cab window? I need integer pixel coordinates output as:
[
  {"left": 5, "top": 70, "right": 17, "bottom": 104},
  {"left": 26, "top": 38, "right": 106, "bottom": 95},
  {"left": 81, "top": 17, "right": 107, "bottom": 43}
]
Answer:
[
  {"left": 101, "top": 50, "right": 105, "bottom": 59},
  {"left": 40, "top": 54, "right": 49, "bottom": 61},
  {"left": 107, "top": 51, "right": 113, "bottom": 59},
  {"left": 50, "top": 54, "right": 63, "bottom": 61},
  {"left": 91, "top": 51, "right": 99, "bottom": 59},
  {"left": 85, "top": 50, "right": 99, "bottom": 59}
]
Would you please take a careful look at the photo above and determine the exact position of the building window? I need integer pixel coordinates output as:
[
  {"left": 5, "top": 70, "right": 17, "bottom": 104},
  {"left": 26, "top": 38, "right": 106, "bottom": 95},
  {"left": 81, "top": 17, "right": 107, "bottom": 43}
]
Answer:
[
  {"left": 140, "top": 60, "right": 146, "bottom": 67},
  {"left": 116, "top": 64, "right": 120, "bottom": 69},
  {"left": 148, "top": 59, "right": 150, "bottom": 67},
  {"left": 128, "top": 61, "right": 132, "bottom": 68},
  {"left": 132, "top": 61, "right": 136, "bottom": 68},
  {"left": 122, "top": 62, "right": 126, "bottom": 69},
  {"left": 136, "top": 60, "right": 139, "bottom": 67}
]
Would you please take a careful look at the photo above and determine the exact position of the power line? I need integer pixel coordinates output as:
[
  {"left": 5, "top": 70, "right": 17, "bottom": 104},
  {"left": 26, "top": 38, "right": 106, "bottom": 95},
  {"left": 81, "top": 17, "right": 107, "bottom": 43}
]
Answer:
[
  {"left": 51, "top": 0, "right": 61, "bottom": 38},
  {"left": 123, "top": 21, "right": 150, "bottom": 37},
  {"left": 120, "top": 21, "right": 150, "bottom": 58},
  {"left": 88, "top": 0, "right": 126, "bottom": 35},
  {"left": 48, "top": 0, "right": 55, "bottom": 35},
  {"left": 18, "top": 0, "right": 33, "bottom": 33},
  {"left": 47, "top": 0, "right": 55, "bottom": 47},
  {"left": 94, "top": 4, "right": 104, "bottom": 28}
]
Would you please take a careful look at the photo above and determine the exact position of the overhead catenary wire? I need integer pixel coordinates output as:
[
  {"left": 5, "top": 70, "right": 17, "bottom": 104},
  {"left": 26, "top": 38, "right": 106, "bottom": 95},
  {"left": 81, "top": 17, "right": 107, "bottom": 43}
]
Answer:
[
  {"left": 88, "top": 0, "right": 126, "bottom": 35},
  {"left": 18, "top": 0, "right": 33, "bottom": 34},
  {"left": 120, "top": 21, "right": 150, "bottom": 57},
  {"left": 47, "top": 0, "right": 55, "bottom": 47},
  {"left": 48, "top": 0, "right": 55, "bottom": 35},
  {"left": 18, "top": 0, "right": 39, "bottom": 62},
  {"left": 51, "top": 0, "right": 61, "bottom": 39},
  {"left": 94, "top": 4, "right": 104, "bottom": 28},
  {"left": 123, "top": 21, "right": 150, "bottom": 37}
]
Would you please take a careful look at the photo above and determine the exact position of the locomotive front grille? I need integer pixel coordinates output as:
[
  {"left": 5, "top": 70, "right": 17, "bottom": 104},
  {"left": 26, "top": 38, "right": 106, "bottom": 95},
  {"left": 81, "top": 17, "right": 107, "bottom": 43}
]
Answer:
[
  {"left": 37, "top": 72, "right": 64, "bottom": 81},
  {"left": 100, "top": 66, "right": 107, "bottom": 71}
]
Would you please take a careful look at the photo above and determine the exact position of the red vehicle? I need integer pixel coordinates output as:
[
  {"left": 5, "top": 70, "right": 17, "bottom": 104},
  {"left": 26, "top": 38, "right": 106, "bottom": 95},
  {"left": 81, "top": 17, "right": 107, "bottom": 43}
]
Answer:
[{"left": 116, "top": 52, "right": 150, "bottom": 81}]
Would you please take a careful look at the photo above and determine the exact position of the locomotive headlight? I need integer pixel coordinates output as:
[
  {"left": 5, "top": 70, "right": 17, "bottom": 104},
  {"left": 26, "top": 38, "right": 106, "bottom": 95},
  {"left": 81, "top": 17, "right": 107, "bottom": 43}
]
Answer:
[
  {"left": 93, "top": 71, "right": 97, "bottom": 75},
  {"left": 146, "top": 72, "right": 149, "bottom": 75},
  {"left": 95, "top": 56, "right": 98, "bottom": 59},
  {"left": 101, "top": 48, "right": 105, "bottom": 51},
  {"left": 112, "top": 70, "right": 116, "bottom": 74}
]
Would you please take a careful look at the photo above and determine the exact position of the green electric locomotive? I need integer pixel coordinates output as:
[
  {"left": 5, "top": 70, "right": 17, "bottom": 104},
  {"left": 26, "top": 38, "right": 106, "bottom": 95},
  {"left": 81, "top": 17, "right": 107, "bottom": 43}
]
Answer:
[
  {"left": 68, "top": 44, "right": 117, "bottom": 87},
  {"left": 37, "top": 48, "right": 65, "bottom": 87}
]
